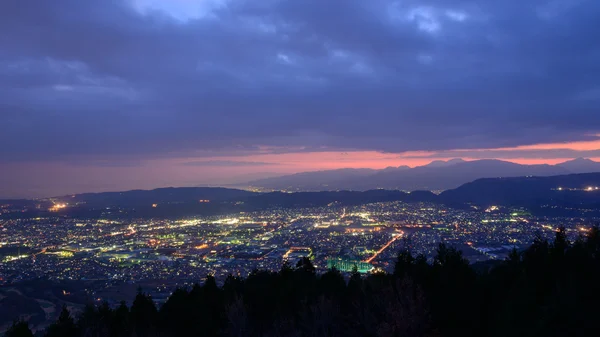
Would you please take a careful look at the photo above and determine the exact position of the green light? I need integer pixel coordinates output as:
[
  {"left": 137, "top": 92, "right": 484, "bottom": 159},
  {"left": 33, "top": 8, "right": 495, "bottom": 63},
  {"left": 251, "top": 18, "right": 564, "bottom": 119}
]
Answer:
[{"left": 326, "top": 259, "right": 373, "bottom": 273}]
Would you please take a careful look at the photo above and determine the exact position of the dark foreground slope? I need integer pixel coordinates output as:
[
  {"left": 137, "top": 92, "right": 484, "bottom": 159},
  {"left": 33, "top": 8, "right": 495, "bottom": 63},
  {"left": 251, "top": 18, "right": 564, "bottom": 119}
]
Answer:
[{"left": 7, "top": 227, "right": 600, "bottom": 337}]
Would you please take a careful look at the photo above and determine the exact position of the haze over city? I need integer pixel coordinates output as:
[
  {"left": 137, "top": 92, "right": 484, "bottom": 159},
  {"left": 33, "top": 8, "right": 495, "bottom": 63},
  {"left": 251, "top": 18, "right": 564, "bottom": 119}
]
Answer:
[{"left": 2, "top": 0, "right": 600, "bottom": 197}]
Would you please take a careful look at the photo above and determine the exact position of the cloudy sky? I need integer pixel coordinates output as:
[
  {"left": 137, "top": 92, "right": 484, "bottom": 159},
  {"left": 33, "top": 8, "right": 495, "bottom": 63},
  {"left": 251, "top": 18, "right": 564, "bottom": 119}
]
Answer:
[{"left": 1, "top": 0, "right": 600, "bottom": 198}]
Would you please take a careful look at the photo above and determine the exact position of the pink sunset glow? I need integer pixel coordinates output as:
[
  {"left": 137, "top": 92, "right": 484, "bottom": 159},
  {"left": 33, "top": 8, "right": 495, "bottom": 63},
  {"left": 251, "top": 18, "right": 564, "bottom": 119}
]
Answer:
[{"left": 3, "top": 136, "right": 599, "bottom": 198}]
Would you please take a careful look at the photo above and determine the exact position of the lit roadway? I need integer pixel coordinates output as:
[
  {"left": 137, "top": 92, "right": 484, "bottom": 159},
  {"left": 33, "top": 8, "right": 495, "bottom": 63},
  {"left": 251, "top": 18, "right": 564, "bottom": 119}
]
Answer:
[{"left": 365, "top": 231, "right": 403, "bottom": 263}]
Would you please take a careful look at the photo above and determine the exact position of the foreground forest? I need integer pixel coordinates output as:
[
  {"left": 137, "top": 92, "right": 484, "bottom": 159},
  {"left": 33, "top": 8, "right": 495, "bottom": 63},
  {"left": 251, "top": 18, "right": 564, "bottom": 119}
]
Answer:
[{"left": 6, "top": 227, "right": 600, "bottom": 337}]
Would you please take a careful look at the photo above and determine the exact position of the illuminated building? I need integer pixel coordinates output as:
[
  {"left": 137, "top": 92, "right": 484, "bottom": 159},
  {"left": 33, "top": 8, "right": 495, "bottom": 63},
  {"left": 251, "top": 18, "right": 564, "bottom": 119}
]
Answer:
[{"left": 326, "top": 258, "right": 373, "bottom": 273}]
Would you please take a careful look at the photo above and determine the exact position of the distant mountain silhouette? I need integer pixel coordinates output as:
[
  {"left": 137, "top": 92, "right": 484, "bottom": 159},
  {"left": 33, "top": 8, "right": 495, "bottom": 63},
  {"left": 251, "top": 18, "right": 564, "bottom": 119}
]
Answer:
[
  {"left": 423, "top": 158, "right": 466, "bottom": 168},
  {"left": 246, "top": 158, "right": 590, "bottom": 191},
  {"left": 380, "top": 165, "right": 411, "bottom": 172},
  {"left": 556, "top": 157, "right": 600, "bottom": 173},
  {"left": 246, "top": 168, "right": 377, "bottom": 191}
]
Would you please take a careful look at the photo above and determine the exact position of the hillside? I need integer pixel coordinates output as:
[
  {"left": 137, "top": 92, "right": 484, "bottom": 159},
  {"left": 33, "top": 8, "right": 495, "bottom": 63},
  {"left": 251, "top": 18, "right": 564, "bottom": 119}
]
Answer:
[
  {"left": 62, "top": 187, "right": 258, "bottom": 208},
  {"left": 440, "top": 172, "right": 600, "bottom": 207}
]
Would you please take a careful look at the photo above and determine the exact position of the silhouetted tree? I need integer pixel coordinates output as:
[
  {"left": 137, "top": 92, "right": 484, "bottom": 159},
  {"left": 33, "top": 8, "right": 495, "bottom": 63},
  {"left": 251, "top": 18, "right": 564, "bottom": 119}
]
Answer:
[
  {"left": 295, "top": 257, "right": 316, "bottom": 274},
  {"left": 77, "top": 303, "right": 107, "bottom": 337},
  {"left": 394, "top": 249, "right": 415, "bottom": 279},
  {"left": 430, "top": 243, "right": 476, "bottom": 337},
  {"left": 45, "top": 306, "right": 78, "bottom": 337},
  {"left": 201, "top": 275, "right": 225, "bottom": 336},
  {"left": 319, "top": 267, "right": 345, "bottom": 299},
  {"left": 159, "top": 288, "right": 190, "bottom": 336},
  {"left": 347, "top": 265, "right": 363, "bottom": 298},
  {"left": 112, "top": 301, "right": 130, "bottom": 337},
  {"left": 4, "top": 320, "right": 34, "bottom": 337},
  {"left": 130, "top": 289, "right": 158, "bottom": 337}
]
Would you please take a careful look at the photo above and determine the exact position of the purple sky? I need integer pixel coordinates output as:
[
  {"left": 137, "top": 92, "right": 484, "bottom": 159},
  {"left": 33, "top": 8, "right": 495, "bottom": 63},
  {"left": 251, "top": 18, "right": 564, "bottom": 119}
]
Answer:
[{"left": 1, "top": 0, "right": 600, "bottom": 198}]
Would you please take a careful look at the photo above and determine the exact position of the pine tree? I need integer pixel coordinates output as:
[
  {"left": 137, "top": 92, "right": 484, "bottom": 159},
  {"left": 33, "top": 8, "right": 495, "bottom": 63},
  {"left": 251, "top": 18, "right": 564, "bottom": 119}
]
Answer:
[
  {"left": 45, "top": 306, "right": 78, "bottom": 337},
  {"left": 4, "top": 320, "right": 34, "bottom": 337},
  {"left": 130, "top": 289, "right": 158, "bottom": 337}
]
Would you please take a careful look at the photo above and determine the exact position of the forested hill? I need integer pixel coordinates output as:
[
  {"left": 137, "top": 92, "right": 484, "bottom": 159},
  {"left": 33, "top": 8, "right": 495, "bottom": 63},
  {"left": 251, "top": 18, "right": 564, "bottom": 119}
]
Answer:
[{"left": 439, "top": 172, "right": 600, "bottom": 206}]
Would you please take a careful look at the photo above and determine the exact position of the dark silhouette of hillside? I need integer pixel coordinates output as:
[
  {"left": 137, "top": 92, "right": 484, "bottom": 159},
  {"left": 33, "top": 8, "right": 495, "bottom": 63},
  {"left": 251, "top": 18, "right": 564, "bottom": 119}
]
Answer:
[
  {"left": 5, "top": 173, "right": 600, "bottom": 220},
  {"left": 66, "top": 187, "right": 257, "bottom": 208},
  {"left": 439, "top": 172, "right": 600, "bottom": 206},
  {"left": 6, "top": 227, "right": 600, "bottom": 337},
  {"left": 2, "top": 188, "right": 437, "bottom": 220}
]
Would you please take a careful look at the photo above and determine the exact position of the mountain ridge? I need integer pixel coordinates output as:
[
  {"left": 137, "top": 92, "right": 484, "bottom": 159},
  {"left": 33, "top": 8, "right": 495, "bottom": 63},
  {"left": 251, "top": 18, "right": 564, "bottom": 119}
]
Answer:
[
  {"left": 244, "top": 158, "right": 600, "bottom": 191},
  {"left": 4, "top": 172, "right": 600, "bottom": 219}
]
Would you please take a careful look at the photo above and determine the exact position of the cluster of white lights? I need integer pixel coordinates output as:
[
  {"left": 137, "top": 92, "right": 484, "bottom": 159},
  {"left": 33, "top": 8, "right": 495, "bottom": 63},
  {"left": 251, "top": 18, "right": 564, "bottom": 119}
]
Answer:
[{"left": 556, "top": 187, "right": 599, "bottom": 191}]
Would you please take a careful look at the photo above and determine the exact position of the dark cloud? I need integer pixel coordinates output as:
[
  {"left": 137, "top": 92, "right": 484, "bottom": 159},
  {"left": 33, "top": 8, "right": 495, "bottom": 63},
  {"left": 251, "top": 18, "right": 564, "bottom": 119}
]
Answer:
[{"left": 1, "top": 0, "right": 600, "bottom": 163}]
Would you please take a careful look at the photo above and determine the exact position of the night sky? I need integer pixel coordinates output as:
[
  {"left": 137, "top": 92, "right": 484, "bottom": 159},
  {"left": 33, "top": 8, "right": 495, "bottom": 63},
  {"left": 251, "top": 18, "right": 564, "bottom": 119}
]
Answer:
[{"left": 1, "top": 0, "right": 600, "bottom": 198}]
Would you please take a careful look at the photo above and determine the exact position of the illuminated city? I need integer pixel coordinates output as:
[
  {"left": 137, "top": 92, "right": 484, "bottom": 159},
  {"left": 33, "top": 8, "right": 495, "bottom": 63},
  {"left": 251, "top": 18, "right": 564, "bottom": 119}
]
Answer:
[{"left": 1, "top": 198, "right": 594, "bottom": 307}]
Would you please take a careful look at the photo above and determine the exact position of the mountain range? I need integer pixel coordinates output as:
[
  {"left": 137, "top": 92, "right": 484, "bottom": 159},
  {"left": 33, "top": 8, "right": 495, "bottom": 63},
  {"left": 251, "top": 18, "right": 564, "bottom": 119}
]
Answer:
[
  {"left": 243, "top": 158, "right": 600, "bottom": 191},
  {"left": 4, "top": 171, "right": 600, "bottom": 219}
]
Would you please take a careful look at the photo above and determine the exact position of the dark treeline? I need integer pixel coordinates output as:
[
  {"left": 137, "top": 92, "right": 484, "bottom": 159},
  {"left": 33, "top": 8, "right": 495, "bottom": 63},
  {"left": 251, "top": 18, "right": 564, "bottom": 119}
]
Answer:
[{"left": 6, "top": 227, "right": 600, "bottom": 337}]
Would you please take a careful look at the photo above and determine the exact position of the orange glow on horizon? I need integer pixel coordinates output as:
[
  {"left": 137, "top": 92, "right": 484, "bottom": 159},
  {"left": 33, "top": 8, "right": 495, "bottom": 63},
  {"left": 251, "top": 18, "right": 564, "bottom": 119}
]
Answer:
[
  {"left": 172, "top": 136, "right": 600, "bottom": 172},
  {"left": 174, "top": 151, "right": 600, "bottom": 172},
  {"left": 3, "top": 136, "right": 600, "bottom": 198}
]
